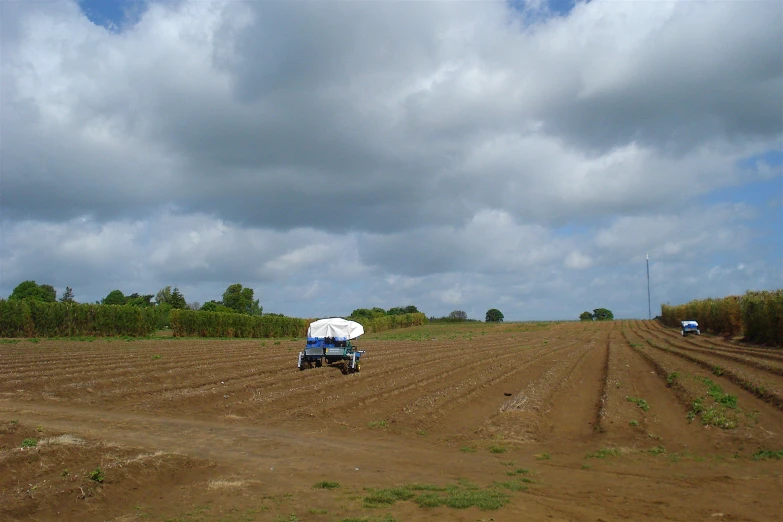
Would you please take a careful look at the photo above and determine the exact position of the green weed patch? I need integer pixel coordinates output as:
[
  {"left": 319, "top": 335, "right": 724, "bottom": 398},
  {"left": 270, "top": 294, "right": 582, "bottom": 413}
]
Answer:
[
  {"left": 752, "top": 449, "right": 783, "bottom": 461},
  {"left": 626, "top": 396, "right": 650, "bottom": 412},
  {"left": 585, "top": 447, "right": 621, "bottom": 459},
  {"left": 363, "top": 479, "right": 518, "bottom": 512}
]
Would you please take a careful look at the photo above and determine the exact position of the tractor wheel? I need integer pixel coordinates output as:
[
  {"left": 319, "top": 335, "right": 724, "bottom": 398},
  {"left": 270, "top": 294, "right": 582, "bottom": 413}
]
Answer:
[
  {"left": 341, "top": 363, "right": 349, "bottom": 375},
  {"left": 355, "top": 361, "right": 361, "bottom": 373},
  {"left": 315, "top": 359, "right": 323, "bottom": 368}
]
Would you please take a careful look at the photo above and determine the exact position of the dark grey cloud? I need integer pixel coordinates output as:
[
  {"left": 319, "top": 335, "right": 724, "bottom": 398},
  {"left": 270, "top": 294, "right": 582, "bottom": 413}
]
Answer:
[
  {"left": 0, "top": 0, "right": 780, "bottom": 320},
  {"left": 4, "top": 0, "right": 779, "bottom": 231}
]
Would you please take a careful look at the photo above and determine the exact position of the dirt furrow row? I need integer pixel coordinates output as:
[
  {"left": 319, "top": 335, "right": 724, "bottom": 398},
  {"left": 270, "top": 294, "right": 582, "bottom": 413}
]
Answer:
[
  {"left": 397, "top": 340, "right": 585, "bottom": 424},
  {"left": 637, "top": 334, "right": 783, "bottom": 411},
  {"left": 251, "top": 341, "right": 578, "bottom": 421},
  {"left": 640, "top": 326, "right": 783, "bottom": 377},
  {"left": 133, "top": 338, "right": 558, "bottom": 418},
  {"left": 640, "top": 322, "right": 783, "bottom": 365},
  {"left": 2, "top": 339, "right": 527, "bottom": 407},
  {"left": 623, "top": 325, "right": 783, "bottom": 440}
]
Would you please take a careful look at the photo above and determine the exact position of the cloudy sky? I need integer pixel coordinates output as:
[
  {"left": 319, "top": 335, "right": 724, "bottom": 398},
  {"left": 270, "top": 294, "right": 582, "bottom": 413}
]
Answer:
[{"left": 1, "top": 0, "right": 781, "bottom": 320}]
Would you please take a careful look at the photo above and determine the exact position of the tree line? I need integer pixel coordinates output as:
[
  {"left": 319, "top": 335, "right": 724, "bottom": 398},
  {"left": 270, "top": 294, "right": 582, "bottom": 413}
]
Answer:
[
  {"left": 7, "top": 281, "right": 263, "bottom": 316},
  {"left": 428, "top": 309, "right": 504, "bottom": 323},
  {"left": 9, "top": 280, "right": 509, "bottom": 326},
  {"left": 579, "top": 308, "right": 614, "bottom": 321}
]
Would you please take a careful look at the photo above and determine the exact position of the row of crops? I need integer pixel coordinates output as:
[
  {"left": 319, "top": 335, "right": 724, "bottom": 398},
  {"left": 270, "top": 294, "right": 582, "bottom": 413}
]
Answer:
[
  {"left": 660, "top": 290, "right": 782, "bottom": 345},
  {"left": 169, "top": 310, "right": 427, "bottom": 337},
  {"left": 0, "top": 299, "right": 428, "bottom": 338}
]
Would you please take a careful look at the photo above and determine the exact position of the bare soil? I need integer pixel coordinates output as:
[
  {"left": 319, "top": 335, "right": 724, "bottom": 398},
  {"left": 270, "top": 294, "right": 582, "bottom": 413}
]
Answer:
[{"left": 1, "top": 321, "right": 781, "bottom": 521}]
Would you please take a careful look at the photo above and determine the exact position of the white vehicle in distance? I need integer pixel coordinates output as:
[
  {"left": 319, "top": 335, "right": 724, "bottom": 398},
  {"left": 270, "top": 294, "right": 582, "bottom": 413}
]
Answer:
[{"left": 681, "top": 320, "right": 700, "bottom": 336}]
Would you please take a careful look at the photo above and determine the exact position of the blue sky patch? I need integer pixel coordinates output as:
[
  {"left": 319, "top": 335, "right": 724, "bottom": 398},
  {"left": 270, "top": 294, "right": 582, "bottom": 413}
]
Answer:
[
  {"left": 78, "top": 0, "right": 148, "bottom": 31},
  {"left": 508, "top": 0, "right": 582, "bottom": 17}
]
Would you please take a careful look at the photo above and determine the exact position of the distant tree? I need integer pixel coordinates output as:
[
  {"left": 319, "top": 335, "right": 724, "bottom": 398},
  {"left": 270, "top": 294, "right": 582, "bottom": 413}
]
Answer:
[
  {"left": 448, "top": 310, "right": 468, "bottom": 320},
  {"left": 169, "top": 287, "right": 187, "bottom": 310},
  {"left": 59, "top": 286, "right": 75, "bottom": 303},
  {"left": 186, "top": 301, "right": 201, "bottom": 311},
  {"left": 9, "top": 281, "right": 57, "bottom": 302},
  {"left": 155, "top": 286, "right": 172, "bottom": 306},
  {"left": 579, "top": 311, "right": 594, "bottom": 321},
  {"left": 103, "top": 290, "right": 126, "bottom": 305},
  {"left": 351, "top": 308, "right": 373, "bottom": 319},
  {"left": 387, "top": 307, "right": 406, "bottom": 316},
  {"left": 40, "top": 284, "right": 57, "bottom": 302},
  {"left": 201, "top": 301, "right": 219, "bottom": 312},
  {"left": 370, "top": 307, "right": 386, "bottom": 318},
  {"left": 126, "top": 293, "right": 154, "bottom": 307},
  {"left": 404, "top": 305, "right": 419, "bottom": 314},
  {"left": 201, "top": 301, "right": 234, "bottom": 313},
  {"left": 485, "top": 308, "right": 504, "bottom": 322},
  {"left": 593, "top": 308, "right": 614, "bottom": 321},
  {"left": 222, "top": 284, "right": 262, "bottom": 315}
]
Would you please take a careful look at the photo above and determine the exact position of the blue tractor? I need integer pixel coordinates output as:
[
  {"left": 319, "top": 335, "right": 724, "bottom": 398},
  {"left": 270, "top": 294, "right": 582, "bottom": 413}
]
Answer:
[
  {"left": 298, "top": 318, "right": 365, "bottom": 374},
  {"left": 681, "top": 320, "right": 700, "bottom": 336}
]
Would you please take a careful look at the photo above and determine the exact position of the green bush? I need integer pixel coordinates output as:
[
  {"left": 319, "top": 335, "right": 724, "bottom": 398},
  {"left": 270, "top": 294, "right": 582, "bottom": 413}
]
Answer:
[
  {"left": 170, "top": 310, "right": 308, "bottom": 338},
  {"left": 741, "top": 290, "right": 783, "bottom": 345},
  {"left": 0, "top": 300, "right": 156, "bottom": 337},
  {"left": 349, "top": 313, "right": 427, "bottom": 333}
]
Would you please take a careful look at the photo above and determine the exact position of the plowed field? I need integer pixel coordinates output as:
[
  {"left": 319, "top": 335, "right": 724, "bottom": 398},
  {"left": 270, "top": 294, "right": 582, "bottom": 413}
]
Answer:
[{"left": 2, "top": 321, "right": 782, "bottom": 521}]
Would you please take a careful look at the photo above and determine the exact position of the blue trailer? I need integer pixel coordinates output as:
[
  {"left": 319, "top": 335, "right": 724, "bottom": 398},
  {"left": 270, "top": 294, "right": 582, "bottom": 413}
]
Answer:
[{"left": 298, "top": 318, "right": 365, "bottom": 374}]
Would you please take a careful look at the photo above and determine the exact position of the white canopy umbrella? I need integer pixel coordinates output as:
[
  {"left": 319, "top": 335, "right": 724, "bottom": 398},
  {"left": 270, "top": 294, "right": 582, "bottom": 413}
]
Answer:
[{"left": 308, "top": 318, "right": 365, "bottom": 340}]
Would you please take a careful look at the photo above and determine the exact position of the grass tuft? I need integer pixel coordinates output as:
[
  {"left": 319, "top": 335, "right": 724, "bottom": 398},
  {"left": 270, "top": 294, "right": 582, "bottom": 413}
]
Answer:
[
  {"left": 585, "top": 447, "right": 621, "bottom": 459},
  {"left": 313, "top": 480, "right": 340, "bottom": 489},
  {"left": 442, "top": 489, "right": 510, "bottom": 510},
  {"left": 363, "top": 487, "right": 415, "bottom": 507},
  {"left": 493, "top": 480, "right": 527, "bottom": 492}
]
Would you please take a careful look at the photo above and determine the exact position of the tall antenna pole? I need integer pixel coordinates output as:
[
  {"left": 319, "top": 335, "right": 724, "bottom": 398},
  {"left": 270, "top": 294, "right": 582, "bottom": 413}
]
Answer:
[{"left": 646, "top": 253, "right": 652, "bottom": 320}]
